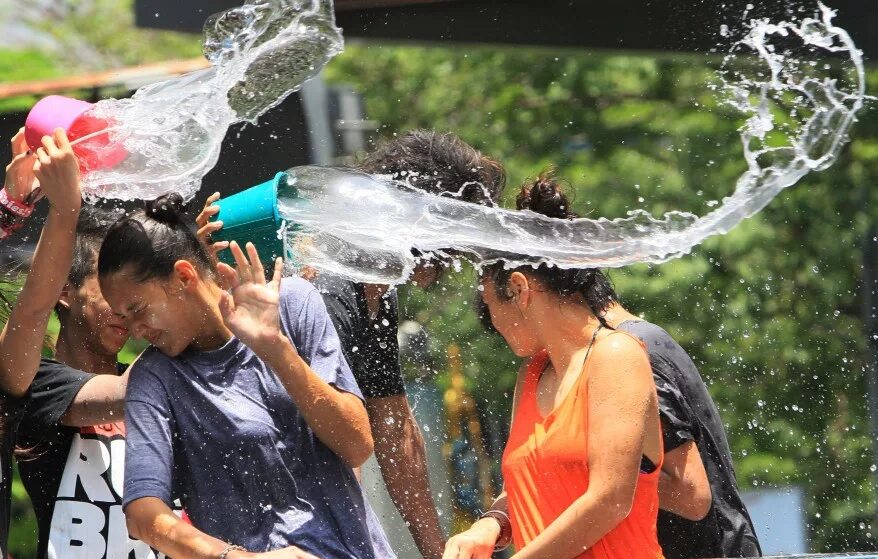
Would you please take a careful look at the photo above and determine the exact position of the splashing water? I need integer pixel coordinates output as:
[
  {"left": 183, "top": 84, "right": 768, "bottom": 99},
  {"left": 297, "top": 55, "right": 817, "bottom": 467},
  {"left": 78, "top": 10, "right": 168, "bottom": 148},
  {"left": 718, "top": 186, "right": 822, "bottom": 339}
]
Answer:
[
  {"left": 276, "top": 4, "right": 867, "bottom": 285},
  {"left": 73, "top": 0, "right": 343, "bottom": 201}
]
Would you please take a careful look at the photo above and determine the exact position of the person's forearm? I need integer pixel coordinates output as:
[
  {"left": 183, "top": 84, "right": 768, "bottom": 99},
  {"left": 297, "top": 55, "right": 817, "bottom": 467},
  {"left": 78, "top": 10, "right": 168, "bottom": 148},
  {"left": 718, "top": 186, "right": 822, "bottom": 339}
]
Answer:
[
  {"left": 61, "top": 371, "right": 128, "bottom": 427},
  {"left": 258, "top": 336, "right": 373, "bottom": 467},
  {"left": 657, "top": 440, "right": 712, "bottom": 520},
  {"left": 658, "top": 469, "right": 712, "bottom": 520},
  {"left": 0, "top": 208, "right": 78, "bottom": 396},
  {"left": 126, "top": 497, "right": 236, "bottom": 559},
  {"left": 370, "top": 401, "right": 445, "bottom": 558},
  {"left": 512, "top": 487, "right": 631, "bottom": 559},
  {"left": 18, "top": 207, "right": 78, "bottom": 314}
]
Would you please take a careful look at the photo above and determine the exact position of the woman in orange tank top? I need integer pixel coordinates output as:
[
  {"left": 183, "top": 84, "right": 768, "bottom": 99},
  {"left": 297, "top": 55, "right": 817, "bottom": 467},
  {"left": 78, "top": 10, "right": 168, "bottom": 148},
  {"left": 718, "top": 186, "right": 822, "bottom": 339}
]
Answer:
[{"left": 443, "top": 175, "right": 665, "bottom": 559}]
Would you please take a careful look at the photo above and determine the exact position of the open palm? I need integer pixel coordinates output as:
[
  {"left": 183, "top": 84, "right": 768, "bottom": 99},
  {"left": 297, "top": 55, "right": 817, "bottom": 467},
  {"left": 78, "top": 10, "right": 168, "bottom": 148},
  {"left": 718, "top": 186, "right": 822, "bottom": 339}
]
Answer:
[{"left": 218, "top": 241, "right": 285, "bottom": 352}]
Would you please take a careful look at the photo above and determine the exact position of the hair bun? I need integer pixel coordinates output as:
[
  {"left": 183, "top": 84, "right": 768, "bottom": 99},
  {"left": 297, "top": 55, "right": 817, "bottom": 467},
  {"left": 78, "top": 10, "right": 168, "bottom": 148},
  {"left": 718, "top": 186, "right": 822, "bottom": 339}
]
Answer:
[
  {"left": 146, "top": 193, "right": 186, "bottom": 224},
  {"left": 517, "top": 171, "right": 576, "bottom": 219}
]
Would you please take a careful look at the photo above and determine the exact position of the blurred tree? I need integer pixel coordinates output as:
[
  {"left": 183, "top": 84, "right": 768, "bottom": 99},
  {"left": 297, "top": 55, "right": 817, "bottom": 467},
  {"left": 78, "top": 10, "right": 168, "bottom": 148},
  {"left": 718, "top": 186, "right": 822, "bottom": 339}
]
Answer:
[{"left": 326, "top": 43, "right": 878, "bottom": 552}]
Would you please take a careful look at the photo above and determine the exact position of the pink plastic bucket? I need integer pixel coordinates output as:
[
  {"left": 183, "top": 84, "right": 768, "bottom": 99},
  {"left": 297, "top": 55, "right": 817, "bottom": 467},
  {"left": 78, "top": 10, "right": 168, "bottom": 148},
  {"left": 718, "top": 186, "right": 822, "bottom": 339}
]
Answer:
[{"left": 25, "top": 95, "right": 127, "bottom": 172}]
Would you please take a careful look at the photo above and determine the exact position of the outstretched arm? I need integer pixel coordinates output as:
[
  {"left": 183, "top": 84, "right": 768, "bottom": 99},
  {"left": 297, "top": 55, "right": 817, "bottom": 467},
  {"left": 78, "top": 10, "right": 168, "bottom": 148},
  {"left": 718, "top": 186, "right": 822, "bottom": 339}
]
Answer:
[
  {"left": 0, "top": 129, "right": 81, "bottom": 397},
  {"left": 369, "top": 395, "right": 445, "bottom": 559}
]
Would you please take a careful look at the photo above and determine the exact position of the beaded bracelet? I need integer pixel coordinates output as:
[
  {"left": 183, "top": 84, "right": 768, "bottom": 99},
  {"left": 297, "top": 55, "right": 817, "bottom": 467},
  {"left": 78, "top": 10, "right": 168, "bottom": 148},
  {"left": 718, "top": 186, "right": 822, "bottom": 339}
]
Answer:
[
  {"left": 0, "top": 188, "right": 35, "bottom": 239},
  {"left": 218, "top": 544, "right": 246, "bottom": 559}
]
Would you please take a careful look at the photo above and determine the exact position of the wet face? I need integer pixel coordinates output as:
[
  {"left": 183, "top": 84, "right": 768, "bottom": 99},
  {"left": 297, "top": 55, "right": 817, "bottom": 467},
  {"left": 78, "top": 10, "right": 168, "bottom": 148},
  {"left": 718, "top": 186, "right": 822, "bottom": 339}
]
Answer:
[
  {"left": 61, "top": 275, "right": 129, "bottom": 356},
  {"left": 410, "top": 251, "right": 454, "bottom": 289},
  {"left": 480, "top": 274, "right": 541, "bottom": 357},
  {"left": 99, "top": 269, "right": 197, "bottom": 357},
  {"left": 410, "top": 261, "right": 444, "bottom": 289}
]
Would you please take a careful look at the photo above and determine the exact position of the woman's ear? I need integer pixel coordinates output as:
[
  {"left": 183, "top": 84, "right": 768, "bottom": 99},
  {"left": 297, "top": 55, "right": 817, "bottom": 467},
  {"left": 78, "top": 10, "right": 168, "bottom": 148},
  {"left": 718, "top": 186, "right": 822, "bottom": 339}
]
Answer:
[
  {"left": 508, "top": 272, "right": 532, "bottom": 308},
  {"left": 173, "top": 260, "right": 200, "bottom": 291}
]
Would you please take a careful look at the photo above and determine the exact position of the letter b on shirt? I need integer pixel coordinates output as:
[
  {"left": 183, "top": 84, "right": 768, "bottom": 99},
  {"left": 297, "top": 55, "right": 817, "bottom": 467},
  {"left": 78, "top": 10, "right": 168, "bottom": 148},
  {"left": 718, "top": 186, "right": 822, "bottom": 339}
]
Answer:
[{"left": 48, "top": 501, "right": 106, "bottom": 558}]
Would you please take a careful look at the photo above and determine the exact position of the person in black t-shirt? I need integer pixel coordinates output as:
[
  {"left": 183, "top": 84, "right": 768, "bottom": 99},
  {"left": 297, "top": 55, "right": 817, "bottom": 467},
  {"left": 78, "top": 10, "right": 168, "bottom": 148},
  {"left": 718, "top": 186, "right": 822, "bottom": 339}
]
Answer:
[
  {"left": 0, "top": 129, "right": 83, "bottom": 558},
  {"left": 612, "top": 316, "right": 762, "bottom": 559},
  {"left": 15, "top": 206, "right": 169, "bottom": 559},
  {"left": 198, "top": 130, "right": 506, "bottom": 559}
]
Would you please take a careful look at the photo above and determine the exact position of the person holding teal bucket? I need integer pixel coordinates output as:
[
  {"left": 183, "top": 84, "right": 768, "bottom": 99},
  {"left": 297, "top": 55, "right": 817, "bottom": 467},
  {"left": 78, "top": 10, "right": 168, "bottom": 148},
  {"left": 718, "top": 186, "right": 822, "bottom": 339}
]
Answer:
[{"left": 198, "top": 130, "right": 507, "bottom": 559}]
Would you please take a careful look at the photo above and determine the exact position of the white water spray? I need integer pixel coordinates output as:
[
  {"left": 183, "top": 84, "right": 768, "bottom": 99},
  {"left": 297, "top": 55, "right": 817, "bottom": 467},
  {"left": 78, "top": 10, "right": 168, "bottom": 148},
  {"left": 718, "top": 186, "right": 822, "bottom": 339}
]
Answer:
[
  {"left": 275, "top": 5, "right": 867, "bottom": 284},
  {"left": 73, "top": 0, "right": 343, "bottom": 201}
]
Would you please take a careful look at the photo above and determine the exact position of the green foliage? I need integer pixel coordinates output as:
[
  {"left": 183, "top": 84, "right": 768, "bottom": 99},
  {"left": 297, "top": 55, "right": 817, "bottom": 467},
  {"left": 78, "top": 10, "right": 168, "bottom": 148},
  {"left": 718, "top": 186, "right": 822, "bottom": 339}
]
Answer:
[
  {"left": 0, "top": 0, "right": 201, "bottom": 112},
  {"left": 21, "top": 0, "right": 202, "bottom": 70},
  {"left": 3, "top": 5, "right": 878, "bottom": 551},
  {"left": 327, "top": 43, "right": 878, "bottom": 551}
]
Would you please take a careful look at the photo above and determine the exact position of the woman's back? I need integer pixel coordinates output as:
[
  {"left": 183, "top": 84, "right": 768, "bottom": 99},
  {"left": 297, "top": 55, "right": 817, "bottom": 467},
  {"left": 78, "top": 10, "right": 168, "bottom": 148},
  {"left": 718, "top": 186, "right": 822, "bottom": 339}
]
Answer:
[
  {"left": 123, "top": 277, "right": 394, "bottom": 558},
  {"left": 503, "top": 332, "right": 664, "bottom": 559}
]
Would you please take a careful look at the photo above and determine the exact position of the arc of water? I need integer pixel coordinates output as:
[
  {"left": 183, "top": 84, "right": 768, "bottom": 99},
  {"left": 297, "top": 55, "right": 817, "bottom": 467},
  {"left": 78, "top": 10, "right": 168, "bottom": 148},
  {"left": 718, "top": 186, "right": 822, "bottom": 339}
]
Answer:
[{"left": 277, "top": 5, "right": 868, "bottom": 285}]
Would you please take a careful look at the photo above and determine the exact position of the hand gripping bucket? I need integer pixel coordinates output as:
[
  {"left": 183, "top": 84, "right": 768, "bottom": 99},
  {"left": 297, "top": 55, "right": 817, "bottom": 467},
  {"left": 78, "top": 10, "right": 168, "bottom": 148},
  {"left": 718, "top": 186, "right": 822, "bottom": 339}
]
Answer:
[
  {"left": 25, "top": 95, "right": 127, "bottom": 172},
  {"left": 211, "top": 172, "right": 291, "bottom": 267}
]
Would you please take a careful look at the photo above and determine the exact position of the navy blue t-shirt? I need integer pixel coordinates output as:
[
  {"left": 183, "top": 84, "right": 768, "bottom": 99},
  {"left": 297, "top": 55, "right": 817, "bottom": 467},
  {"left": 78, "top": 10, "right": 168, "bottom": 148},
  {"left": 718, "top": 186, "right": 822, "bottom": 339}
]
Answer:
[{"left": 123, "top": 277, "right": 394, "bottom": 558}]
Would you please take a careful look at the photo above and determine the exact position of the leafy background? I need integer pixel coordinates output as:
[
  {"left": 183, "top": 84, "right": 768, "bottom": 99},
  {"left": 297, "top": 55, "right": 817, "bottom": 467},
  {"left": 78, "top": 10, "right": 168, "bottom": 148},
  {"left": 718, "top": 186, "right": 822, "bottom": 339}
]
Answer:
[{"left": 2, "top": 0, "right": 878, "bottom": 555}]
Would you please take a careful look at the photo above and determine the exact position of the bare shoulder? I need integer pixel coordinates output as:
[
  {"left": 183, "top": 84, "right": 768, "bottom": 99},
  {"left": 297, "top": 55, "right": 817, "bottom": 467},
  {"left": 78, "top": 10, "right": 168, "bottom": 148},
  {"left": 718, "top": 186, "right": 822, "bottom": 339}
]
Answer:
[{"left": 589, "top": 330, "right": 653, "bottom": 386}]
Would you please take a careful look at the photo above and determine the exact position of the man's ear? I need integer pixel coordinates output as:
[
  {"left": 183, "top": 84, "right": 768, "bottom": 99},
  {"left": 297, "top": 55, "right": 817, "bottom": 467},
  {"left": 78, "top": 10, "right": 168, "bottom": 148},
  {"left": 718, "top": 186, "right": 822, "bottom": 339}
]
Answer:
[
  {"left": 173, "top": 260, "right": 201, "bottom": 292},
  {"left": 57, "top": 283, "right": 73, "bottom": 311}
]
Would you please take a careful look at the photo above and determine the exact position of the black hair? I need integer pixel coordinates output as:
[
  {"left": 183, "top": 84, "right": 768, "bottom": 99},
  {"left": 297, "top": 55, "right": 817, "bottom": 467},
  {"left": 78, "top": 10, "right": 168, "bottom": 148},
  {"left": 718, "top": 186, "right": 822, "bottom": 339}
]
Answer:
[
  {"left": 98, "top": 193, "right": 214, "bottom": 282},
  {"left": 359, "top": 130, "right": 506, "bottom": 206},
  {"left": 69, "top": 206, "right": 125, "bottom": 288},
  {"left": 362, "top": 130, "right": 507, "bottom": 279},
  {"left": 483, "top": 171, "right": 618, "bottom": 328},
  {"left": 54, "top": 206, "right": 125, "bottom": 319}
]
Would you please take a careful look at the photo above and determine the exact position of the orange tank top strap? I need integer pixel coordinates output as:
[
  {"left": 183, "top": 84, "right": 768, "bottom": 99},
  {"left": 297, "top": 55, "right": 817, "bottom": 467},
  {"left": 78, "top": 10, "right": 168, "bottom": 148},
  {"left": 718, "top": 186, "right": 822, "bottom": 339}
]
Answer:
[
  {"left": 515, "top": 349, "right": 550, "bottom": 419},
  {"left": 524, "top": 349, "right": 550, "bottom": 391}
]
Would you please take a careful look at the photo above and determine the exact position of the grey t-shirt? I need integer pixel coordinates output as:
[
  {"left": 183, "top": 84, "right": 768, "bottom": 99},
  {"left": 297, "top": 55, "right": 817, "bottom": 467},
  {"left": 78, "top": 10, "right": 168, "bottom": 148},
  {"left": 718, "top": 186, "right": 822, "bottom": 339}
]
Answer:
[
  {"left": 618, "top": 320, "right": 761, "bottom": 559},
  {"left": 123, "top": 277, "right": 394, "bottom": 558}
]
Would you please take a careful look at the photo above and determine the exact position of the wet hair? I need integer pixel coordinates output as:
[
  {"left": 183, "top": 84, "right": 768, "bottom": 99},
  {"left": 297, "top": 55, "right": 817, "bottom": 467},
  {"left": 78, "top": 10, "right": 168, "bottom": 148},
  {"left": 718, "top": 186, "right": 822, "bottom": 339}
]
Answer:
[
  {"left": 359, "top": 130, "right": 506, "bottom": 206},
  {"left": 362, "top": 130, "right": 506, "bottom": 278},
  {"left": 483, "top": 171, "right": 618, "bottom": 328},
  {"left": 98, "top": 193, "right": 214, "bottom": 283},
  {"left": 55, "top": 206, "right": 126, "bottom": 319},
  {"left": 69, "top": 206, "right": 124, "bottom": 288}
]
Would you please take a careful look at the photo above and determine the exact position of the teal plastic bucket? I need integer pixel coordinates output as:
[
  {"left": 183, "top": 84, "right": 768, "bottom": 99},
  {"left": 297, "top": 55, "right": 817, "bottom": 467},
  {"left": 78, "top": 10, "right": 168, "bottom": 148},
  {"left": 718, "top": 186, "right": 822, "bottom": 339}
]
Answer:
[{"left": 211, "top": 171, "right": 288, "bottom": 267}]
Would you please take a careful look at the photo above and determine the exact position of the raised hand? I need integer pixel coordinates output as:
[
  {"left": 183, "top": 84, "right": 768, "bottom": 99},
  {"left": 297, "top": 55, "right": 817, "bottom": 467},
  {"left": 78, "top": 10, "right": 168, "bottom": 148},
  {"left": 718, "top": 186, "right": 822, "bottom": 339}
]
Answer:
[
  {"left": 4, "top": 127, "right": 41, "bottom": 204},
  {"left": 195, "top": 191, "right": 231, "bottom": 257},
  {"left": 32, "top": 128, "right": 81, "bottom": 215},
  {"left": 217, "top": 241, "right": 286, "bottom": 354}
]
